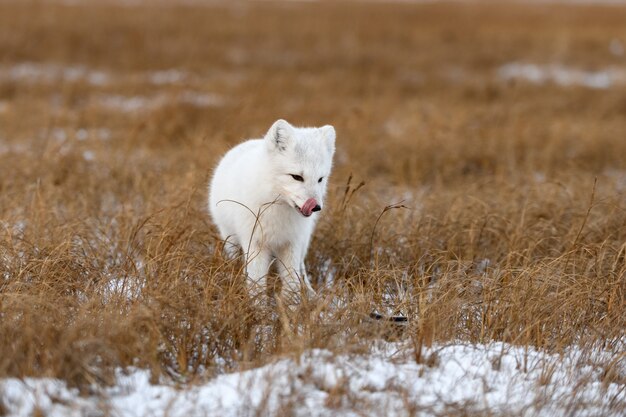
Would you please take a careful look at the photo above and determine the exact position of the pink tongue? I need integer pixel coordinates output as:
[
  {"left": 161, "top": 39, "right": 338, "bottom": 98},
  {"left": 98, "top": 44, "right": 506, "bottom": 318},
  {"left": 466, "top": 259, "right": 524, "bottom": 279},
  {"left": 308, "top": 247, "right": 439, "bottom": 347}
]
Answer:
[{"left": 301, "top": 198, "right": 318, "bottom": 216}]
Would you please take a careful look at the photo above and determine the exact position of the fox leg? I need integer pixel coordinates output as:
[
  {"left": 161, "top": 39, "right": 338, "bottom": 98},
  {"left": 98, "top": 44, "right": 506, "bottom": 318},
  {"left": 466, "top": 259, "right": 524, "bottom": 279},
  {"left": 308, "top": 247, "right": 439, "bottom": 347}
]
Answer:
[
  {"left": 221, "top": 235, "right": 241, "bottom": 259},
  {"left": 244, "top": 246, "right": 272, "bottom": 303},
  {"left": 276, "top": 245, "right": 315, "bottom": 303}
]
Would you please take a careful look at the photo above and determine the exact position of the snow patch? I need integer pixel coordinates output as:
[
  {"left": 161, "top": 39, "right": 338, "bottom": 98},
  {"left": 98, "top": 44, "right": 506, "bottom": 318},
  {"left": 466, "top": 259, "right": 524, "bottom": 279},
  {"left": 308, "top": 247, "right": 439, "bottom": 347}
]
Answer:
[
  {"left": 1, "top": 342, "right": 623, "bottom": 417},
  {"left": 82, "top": 150, "right": 95, "bottom": 161},
  {"left": 95, "top": 91, "right": 224, "bottom": 112},
  {"left": 0, "top": 62, "right": 110, "bottom": 86},
  {"left": 498, "top": 62, "right": 626, "bottom": 89},
  {"left": 103, "top": 276, "right": 143, "bottom": 301},
  {"left": 148, "top": 69, "right": 189, "bottom": 85},
  {"left": 0, "top": 62, "right": 200, "bottom": 87}
]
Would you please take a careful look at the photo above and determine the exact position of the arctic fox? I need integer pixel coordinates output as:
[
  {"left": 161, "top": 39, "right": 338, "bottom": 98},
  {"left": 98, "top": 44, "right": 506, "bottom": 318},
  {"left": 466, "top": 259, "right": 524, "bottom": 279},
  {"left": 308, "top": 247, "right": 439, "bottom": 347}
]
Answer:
[{"left": 208, "top": 119, "right": 336, "bottom": 303}]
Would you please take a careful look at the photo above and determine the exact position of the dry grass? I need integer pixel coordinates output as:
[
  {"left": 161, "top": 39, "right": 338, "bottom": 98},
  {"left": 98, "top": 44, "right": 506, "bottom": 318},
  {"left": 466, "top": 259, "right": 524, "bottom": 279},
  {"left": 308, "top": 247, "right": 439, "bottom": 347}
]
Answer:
[{"left": 0, "top": 0, "right": 625, "bottom": 414}]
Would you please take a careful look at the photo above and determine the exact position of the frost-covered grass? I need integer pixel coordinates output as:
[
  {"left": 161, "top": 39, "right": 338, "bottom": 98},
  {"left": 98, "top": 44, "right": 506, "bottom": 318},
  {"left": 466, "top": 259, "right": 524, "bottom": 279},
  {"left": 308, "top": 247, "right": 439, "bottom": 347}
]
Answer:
[{"left": 1, "top": 1, "right": 626, "bottom": 416}]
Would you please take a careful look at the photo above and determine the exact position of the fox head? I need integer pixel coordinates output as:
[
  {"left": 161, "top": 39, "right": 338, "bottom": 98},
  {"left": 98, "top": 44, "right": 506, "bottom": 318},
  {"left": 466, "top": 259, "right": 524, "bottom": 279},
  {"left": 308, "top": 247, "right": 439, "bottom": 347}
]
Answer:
[{"left": 265, "top": 119, "right": 335, "bottom": 217}]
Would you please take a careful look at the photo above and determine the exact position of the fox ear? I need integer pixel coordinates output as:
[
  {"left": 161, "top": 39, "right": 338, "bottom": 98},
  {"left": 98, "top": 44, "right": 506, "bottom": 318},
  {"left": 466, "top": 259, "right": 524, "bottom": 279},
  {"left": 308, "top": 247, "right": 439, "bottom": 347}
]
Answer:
[
  {"left": 266, "top": 119, "right": 294, "bottom": 153},
  {"left": 320, "top": 125, "right": 336, "bottom": 154}
]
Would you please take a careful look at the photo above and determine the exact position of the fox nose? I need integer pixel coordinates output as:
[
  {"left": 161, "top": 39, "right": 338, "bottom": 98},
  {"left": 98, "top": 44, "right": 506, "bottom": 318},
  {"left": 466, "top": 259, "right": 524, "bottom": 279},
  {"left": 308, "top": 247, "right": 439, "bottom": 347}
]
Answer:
[{"left": 312, "top": 204, "right": 321, "bottom": 212}]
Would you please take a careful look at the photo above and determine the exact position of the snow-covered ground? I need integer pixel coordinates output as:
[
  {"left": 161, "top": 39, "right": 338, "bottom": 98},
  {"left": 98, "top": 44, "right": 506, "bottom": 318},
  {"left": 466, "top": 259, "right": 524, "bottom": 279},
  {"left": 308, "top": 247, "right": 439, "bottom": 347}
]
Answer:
[{"left": 2, "top": 341, "right": 624, "bottom": 416}]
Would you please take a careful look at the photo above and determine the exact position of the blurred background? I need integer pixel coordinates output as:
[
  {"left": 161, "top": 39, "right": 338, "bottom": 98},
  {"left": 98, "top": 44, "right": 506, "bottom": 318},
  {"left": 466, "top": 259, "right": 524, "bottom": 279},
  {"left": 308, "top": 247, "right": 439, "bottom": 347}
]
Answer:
[{"left": 2, "top": 0, "right": 626, "bottom": 191}]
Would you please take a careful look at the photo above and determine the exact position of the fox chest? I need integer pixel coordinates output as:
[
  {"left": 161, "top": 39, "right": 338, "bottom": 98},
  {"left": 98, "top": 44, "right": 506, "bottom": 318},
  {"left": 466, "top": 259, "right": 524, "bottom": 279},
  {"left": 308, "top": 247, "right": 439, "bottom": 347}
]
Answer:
[{"left": 253, "top": 209, "right": 314, "bottom": 250}]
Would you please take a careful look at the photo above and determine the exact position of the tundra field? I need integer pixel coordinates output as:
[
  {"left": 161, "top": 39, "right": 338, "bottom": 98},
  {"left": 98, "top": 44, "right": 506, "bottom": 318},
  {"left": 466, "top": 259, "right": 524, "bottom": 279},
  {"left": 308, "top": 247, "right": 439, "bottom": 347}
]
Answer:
[{"left": 1, "top": 0, "right": 626, "bottom": 416}]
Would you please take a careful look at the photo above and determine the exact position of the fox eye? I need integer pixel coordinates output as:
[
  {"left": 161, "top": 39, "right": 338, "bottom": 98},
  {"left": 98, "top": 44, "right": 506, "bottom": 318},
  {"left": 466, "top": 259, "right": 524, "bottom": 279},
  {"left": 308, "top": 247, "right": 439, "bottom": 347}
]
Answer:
[
  {"left": 290, "top": 174, "right": 304, "bottom": 182},
  {"left": 318, "top": 177, "right": 323, "bottom": 183}
]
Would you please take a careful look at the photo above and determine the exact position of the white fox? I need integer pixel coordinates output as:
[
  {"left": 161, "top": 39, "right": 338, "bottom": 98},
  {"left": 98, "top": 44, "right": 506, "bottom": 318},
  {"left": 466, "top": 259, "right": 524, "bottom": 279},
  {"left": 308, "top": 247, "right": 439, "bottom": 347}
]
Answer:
[{"left": 208, "top": 119, "right": 336, "bottom": 303}]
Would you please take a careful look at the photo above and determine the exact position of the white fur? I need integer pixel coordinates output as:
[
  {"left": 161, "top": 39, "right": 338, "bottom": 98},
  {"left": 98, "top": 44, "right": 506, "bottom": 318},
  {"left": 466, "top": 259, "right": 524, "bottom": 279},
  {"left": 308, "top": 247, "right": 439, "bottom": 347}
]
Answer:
[{"left": 208, "top": 119, "right": 336, "bottom": 302}]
